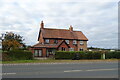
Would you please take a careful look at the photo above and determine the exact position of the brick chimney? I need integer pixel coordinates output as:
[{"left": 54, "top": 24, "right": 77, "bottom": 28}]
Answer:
[
  {"left": 40, "top": 21, "right": 44, "bottom": 29},
  {"left": 69, "top": 25, "right": 73, "bottom": 31}
]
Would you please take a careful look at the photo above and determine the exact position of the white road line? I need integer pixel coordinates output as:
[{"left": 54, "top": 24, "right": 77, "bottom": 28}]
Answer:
[
  {"left": 86, "top": 68, "right": 117, "bottom": 71},
  {"left": 0, "top": 73, "right": 16, "bottom": 75},
  {"left": 64, "top": 68, "right": 117, "bottom": 73},
  {"left": 64, "top": 70, "right": 83, "bottom": 72}
]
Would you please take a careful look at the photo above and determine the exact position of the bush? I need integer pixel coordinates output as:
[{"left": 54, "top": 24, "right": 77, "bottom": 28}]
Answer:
[
  {"left": 2, "top": 52, "right": 12, "bottom": 61},
  {"left": 55, "top": 51, "right": 101, "bottom": 60},
  {"left": 106, "top": 51, "right": 120, "bottom": 59},
  {"left": 2, "top": 50, "right": 33, "bottom": 61},
  {"left": 55, "top": 51, "right": 74, "bottom": 59}
]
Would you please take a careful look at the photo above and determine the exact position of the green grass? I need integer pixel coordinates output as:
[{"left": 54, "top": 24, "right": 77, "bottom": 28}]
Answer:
[{"left": 2, "top": 59, "right": 118, "bottom": 64}]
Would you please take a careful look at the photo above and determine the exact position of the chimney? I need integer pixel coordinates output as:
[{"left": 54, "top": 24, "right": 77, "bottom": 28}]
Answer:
[
  {"left": 69, "top": 25, "right": 73, "bottom": 31},
  {"left": 40, "top": 21, "right": 44, "bottom": 29}
]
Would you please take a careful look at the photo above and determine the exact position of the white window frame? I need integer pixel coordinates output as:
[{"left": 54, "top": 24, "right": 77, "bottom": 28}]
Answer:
[
  {"left": 45, "top": 39, "right": 49, "bottom": 43},
  {"left": 65, "top": 40, "right": 69, "bottom": 44},
  {"left": 73, "top": 40, "right": 77, "bottom": 44},
  {"left": 54, "top": 40, "right": 58, "bottom": 44},
  {"left": 69, "top": 48, "right": 74, "bottom": 51},
  {"left": 80, "top": 41, "right": 84, "bottom": 45},
  {"left": 34, "top": 50, "right": 42, "bottom": 57},
  {"left": 38, "top": 50, "right": 42, "bottom": 56},
  {"left": 34, "top": 50, "right": 38, "bottom": 57},
  {"left": 80, "top": 48, "right": 83, "bottom": 51}
]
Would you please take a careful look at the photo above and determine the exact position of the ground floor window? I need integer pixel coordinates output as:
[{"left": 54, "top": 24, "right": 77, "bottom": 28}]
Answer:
[
  {"left": 47, "top": 49, "right": 56, "bottom": 57},
  {"left": 69, "top": 48, "right": 74, "bottom": 51},
  {"left": 62, "top": 47, "right": 66, "bottom": 51},
  {"left": 80, "top": 48, "right": 83, "bottom": 51},
  {"left": 34, "top": 50, "right": 42, "bottom": 57}
]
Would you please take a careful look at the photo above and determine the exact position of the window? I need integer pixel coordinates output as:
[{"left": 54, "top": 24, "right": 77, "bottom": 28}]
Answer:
[
  {"left": 62, "top": 47, "right": 66, "bottom": 51},
  {"left": 80, "top": 48, "right": 83, "bottom": 51},
  {"left": 38, "top": 50, "right": 42, "bottom": 56},
  {"left": 34, "top": 50, "right": 42, "bottom": 57},
  {"left": 54, "top": 40, "right": 58, "bottom": 44},
  {"left": 80, "top": 41, "right": 84, "bottom": 45},
  {"left": 73, "top": 40, "right": 77, "bottom": 45},
  {"left": 45, "top": 39, "right": 49, "bottom": 44},
  {"left": 69, "top": 48, "right": 74, "bottom": 51},
  {"left": 65, "top": 40, "right": 69, "bottom": 44},
  {"left": 47, "top": 49, "right": 55, "bottom": 55},
  {"left": 34, "top": 50, "right": 38, "bottom": 57}
]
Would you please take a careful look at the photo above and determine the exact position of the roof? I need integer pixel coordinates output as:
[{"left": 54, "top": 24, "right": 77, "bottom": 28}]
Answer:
[
  {"left": 32, "top": 43, "right": 58, "bottom": 48},
  {"left": 38, "top": 28, "right": 88, "bottom": 41},
  {"left": 32, "top": 40, "right": 70, "bottom": 48}
]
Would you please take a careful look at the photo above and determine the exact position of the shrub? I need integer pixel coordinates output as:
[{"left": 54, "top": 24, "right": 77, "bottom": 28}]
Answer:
[
  {"left": 55, "top": 51, "right": 74, "bottom": 59},
  {"left": 2, "top": 50, "right": 33, "bottom": 61},
  {"left": 55, "top": 51, "right": 101, "bottom": 60},
  {"left": 106, "top": 51, "right": 120, "bottom": 59},
  {"left": 2, "top": 52, "right": 11, "bottom": 61}
]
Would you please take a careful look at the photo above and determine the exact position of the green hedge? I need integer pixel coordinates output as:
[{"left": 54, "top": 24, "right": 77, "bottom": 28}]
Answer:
[
  {"left": 106, "top": 51, "right": 120, "bottom": 59},
  {"left": 55, "top": 51, "right": 101, "bottom": 59},
  {"left": 2, "top": 50, "right": 33, "bottom": 61},
  {"left": 55, "top": 51, "right": 120, "bottom": 60}
]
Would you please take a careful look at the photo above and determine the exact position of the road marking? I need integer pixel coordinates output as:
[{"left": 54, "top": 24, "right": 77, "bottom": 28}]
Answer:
[
  {"left": 64, "top": 68, "right": 117, "bottom": 73},
  {"left": 64, "top": 70, "right": 83, "bottom": 72},
  {"left": 86, "top": 68, "right": 117, "bottom": 71},
  {"left": 0, "top": 73, "right": 16, "bottom": 75}
]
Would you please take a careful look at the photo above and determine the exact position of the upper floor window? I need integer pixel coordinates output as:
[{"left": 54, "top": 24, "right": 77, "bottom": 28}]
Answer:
[
  {"left": 54, "top": 40, "right": 58, "bottom": 44},
  {"left": 45, "top": 39, "right": 49, "bottom": 44},
  {"left": 65, "top": 40, "right": 69, "bottom": 44},
  {"left": 73, "top": 40, "right": 77, "bottom": 45},
  {"left": 80, "top": 48, "right": 83, "bottom": 51},
  {"left": 80, "top": 41, "right": 84, "bottom": 45}
]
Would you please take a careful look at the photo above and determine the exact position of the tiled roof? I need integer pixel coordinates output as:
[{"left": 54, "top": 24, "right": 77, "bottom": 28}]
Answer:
[
  {"left": 32, "top": 40, "right": 69, "bottom": 48},
  {"left": 40, "top": 28, "right": 88, "bottom": 40},
  {"left": 32, "top": 43, "right": 58, "bottom": 48}
]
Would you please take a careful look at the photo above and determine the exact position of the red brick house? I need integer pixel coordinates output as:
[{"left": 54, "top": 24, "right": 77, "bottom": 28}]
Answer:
[{"left": 31, "top": 21, "right": 88, "bottom": 57}]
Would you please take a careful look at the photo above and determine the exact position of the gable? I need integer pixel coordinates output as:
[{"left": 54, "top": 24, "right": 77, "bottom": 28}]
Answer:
[{"left": 57, "top": 40, "right": 70, "bottom": 48}]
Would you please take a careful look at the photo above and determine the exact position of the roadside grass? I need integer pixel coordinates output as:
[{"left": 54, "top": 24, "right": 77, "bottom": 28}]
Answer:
[{"left": 2, "top": 59, "right": 118, "bottom": 64}]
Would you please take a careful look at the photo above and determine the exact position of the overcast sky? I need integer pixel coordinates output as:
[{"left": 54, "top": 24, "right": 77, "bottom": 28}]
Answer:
[{"left": 0, "top": 0, "right": 119, "bottom": 49}]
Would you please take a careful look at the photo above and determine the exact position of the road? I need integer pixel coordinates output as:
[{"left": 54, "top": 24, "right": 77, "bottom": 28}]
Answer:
[{"left": 2, "top": 61, "right": 118, "bottom": 78}]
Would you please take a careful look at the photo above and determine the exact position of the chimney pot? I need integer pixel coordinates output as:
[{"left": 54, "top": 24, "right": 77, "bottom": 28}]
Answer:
[
  {"left": 69, "top": 25, "right": 73, "bottom": 31},
  {"left": 40, "top": 21, "right": 44, "bottom": 29}
]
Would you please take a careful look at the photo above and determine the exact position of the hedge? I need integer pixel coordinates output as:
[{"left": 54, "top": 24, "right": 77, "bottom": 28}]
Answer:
[
  {"left": 2, "top": 50, "right": 33, "bottom": 61},
  {"left": 55, "top": 51, "right": 120, "bottom": 60},
  {"left": 106, "top": 51, "right": 120, "bottom": 59},
  {"left": 55, "top": 51, "right": 101, "bottom": 59}
]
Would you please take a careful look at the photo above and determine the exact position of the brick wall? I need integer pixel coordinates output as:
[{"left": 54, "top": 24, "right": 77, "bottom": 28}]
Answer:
[{"left": 42, "top": 39, "right": 87, "bottom": 51}]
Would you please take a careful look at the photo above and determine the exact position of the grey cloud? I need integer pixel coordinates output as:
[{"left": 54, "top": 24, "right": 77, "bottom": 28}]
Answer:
[{"left": 0, "top": 0, "right": 119, "bottom": 48}]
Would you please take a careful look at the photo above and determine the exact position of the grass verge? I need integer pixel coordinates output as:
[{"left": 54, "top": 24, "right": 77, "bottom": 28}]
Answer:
[{"left": 2, "top": 59, "right": 118, "bottom": 64}]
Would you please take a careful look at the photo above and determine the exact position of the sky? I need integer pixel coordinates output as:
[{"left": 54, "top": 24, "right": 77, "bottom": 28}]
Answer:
[{"left": 0, "top": 0, "right": 119, "bottom": 49}]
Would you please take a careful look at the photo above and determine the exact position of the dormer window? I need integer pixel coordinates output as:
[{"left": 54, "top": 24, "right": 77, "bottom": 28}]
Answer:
[
  {"left": 80, "top": 41, "right": 84, "bottom": 45},
  {"left": 65, "top": 40, "right": 69, "bottom": 44},
  {"left": 73, "top": 40, "right": 77, "bottom": 45},
  {"left": 45, "top": 39, "right": 49, "bottom": 44},
  {"left": 54, "top": 40, "right": 58, "bottom": 44}
]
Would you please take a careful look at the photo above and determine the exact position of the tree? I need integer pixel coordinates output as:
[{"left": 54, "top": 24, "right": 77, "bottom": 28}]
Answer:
[{"left": 1, "top": 32, "right": 25, "bottom": 51}]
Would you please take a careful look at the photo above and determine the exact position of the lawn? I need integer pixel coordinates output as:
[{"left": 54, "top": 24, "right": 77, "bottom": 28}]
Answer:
[{"left": 2, "top": 59, "right": 118, "bottom": 64}]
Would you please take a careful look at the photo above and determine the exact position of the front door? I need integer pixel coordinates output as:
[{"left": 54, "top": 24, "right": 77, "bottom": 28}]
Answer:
[{"left": 34, "top": 50, "right": 42, "bottom": 57}]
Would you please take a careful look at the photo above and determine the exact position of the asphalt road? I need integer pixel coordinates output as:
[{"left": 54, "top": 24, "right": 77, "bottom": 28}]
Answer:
[{"left": 2, "top": 61, "right": 118, "bottom": 78}]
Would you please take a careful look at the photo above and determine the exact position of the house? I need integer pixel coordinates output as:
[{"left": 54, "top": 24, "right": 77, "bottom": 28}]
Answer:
[{"left": 31, "top": 21, "right": 88, "bottom": 57}]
